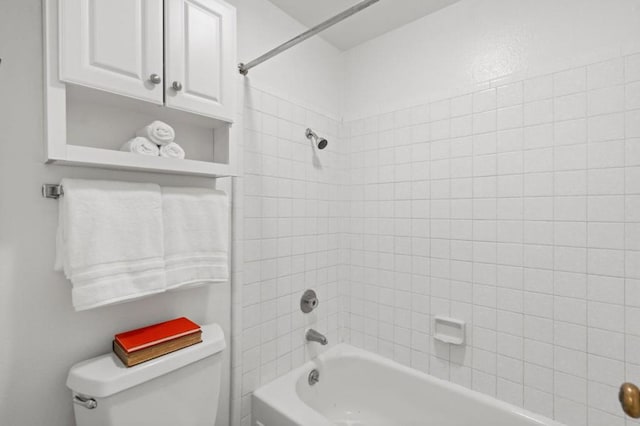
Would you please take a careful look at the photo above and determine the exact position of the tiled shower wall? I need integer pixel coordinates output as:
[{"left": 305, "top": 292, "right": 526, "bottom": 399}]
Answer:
[
  {"left": 232, "top": 85, "right": 349, "bottom": 425},
  {"left": 342, "top": 52, "right": 640, "bottom": 426}
]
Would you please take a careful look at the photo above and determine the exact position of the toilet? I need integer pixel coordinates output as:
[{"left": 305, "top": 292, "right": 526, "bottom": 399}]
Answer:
[{"left": 66, "top": 323, "right": 225, "bottom": 426}]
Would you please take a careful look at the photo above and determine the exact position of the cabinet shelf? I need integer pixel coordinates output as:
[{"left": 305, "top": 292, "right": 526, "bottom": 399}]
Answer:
[{"left": 50, "top": 145, "right": 235, "bottom": 178}]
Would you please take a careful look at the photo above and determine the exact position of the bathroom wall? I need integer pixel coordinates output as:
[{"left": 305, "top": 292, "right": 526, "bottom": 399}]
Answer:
[
  {"left": 340, "top": 1, "right": 640, "bottom": 425},
  {"left": 234, "top": 85, "right": 347, "bottom": 425},
  {"left": 0, "top": 1, "right": 343, "bottom": 426},
  {"left": 224, "top": 1, "right": 346, "bottom": 425},
  {"left": 0, "top": 2, "right": 235, "bottom": 425},
  {"left": 343, "top": 0, "right": 640, "bottom": 120}
]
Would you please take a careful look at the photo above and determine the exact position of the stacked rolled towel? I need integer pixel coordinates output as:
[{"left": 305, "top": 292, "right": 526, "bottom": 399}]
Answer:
[
  {"left": 136, "top": 120, "right": 176, "bottom": 146},
  {"left": 133, "top": 120, "right": 187, "bottom": 159},
  {"left": 160, "top": 142, "right": 186, "bottom": 159},
  {"left": 120, "top": 136, "right": 160, "bottom": 156}
]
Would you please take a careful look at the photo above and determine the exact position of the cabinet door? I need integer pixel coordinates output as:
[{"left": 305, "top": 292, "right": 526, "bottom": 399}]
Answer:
[
  {"left": 59, "top": 0, "right": 164, "bottom": 104},
  {"left": 165, "top": 0, "right": 236, "bottom": 121}
]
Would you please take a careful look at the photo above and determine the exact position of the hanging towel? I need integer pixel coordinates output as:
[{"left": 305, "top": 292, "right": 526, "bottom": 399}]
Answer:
[
  {"left": 161, "top": 187, "right": 229, "bottom": 290},
  {"left": 159, "top": 142, "right": 186, "bottom": 159},
  {"left": 135, "top": 120, "right": 175, "bottom": 146},
  {"left": 54, "top": 179, "right": 166, "bottom": 311},
  {"left": 120, "top": 136, "right": 160, "bottom": 156}
]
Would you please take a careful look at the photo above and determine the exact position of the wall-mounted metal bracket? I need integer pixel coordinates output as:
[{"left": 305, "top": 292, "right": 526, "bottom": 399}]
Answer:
[{"left": 42, "top": 184, "right": 63, "bottom": 199}]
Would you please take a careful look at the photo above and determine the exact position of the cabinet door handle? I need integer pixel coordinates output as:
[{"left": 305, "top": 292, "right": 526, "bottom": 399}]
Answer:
[
  {"left": 148, "top": 74, "right": 162, "bottom": 85},
  {"left": 172, "top": 81, "right": 183, "bottom": 91}
]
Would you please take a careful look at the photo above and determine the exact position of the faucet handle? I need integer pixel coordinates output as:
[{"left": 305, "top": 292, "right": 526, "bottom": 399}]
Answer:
[{"left": 300, "top": 289, "right": 319, "bottom": 313}]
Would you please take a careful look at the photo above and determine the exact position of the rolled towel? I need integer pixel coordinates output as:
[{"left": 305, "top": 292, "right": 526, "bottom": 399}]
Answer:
[
  {"left": 120, "top": 137, "right": 160, "bottom": 156},
  {"left": 136, "top": 120, "right": 175, "bottom": 146},
  {"left": 159, "top": 142, "right": 186, "bottom": 159}
]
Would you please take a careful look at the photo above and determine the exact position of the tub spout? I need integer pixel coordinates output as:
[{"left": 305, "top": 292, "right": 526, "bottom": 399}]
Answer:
[{"left": 306, "top": 328, "right": 328, "bottom": 345}]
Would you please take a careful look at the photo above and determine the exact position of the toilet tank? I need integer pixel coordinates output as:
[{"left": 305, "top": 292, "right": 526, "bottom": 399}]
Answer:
[{"left": 67, "top": 323, "right": 225, "bottom": 426}]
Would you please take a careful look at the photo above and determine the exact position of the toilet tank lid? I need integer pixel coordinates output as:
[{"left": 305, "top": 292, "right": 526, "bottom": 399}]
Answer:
[{"left": 66, "top": 323, "right": 225, "bottom": 398}]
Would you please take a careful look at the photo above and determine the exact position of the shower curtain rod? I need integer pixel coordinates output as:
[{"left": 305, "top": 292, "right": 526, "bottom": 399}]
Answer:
[{"left": 238, "top": 0, "right": 380, "bottom": 75}]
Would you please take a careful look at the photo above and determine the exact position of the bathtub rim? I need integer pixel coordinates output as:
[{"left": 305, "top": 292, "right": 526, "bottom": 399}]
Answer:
[{"left": 252, "top": 343, "right": 564, "bottom": 426}]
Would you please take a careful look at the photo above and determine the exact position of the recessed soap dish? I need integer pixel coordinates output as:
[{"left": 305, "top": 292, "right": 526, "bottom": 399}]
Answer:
[{"left": 433, "top": 316, "right": 465, "bottom": 345}]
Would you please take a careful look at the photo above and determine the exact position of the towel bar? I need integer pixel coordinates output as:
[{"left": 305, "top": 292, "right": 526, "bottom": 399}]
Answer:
[{"left": 42, "top": 184, "right": 63, "bottom": 199}]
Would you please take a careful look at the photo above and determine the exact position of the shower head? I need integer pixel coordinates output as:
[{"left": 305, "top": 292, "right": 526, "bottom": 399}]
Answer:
[{"left": 306, "top": 128, "right": 328, "bottom": 150}]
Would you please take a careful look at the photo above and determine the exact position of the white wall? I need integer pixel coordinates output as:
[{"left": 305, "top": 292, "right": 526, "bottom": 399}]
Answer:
[
  {"left": 0, "top": 2, "right": 234, "bottom": 425},
  {"left": 224, "top": 2, "right": 347, "bottom": 425},
  {"left": 340, "top": 1, "right": 640, "bottom": 425},
  {"left": 0, "top": 0, "right": 343, "bottom": 424},
  {"left": 229, "top": 0, "right": 344, "bottom": 118},
  {"left": 342, "top": 0, "right": 640, "bottom": 120}
]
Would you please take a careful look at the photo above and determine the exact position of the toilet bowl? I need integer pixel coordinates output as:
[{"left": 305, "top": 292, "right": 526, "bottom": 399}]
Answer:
[{"left": 67, "top": 323, "right": 225, "bottom": 426}]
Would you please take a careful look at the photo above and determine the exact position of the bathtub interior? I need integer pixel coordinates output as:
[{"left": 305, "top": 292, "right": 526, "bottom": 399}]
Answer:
[{"left": 287, "top": 347, "right": 554, "bottom": 426}]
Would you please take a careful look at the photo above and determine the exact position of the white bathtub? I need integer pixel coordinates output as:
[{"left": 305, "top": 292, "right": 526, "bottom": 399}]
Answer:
[{"left": 252, "top": 344, "right": 562, "bottom": 426}]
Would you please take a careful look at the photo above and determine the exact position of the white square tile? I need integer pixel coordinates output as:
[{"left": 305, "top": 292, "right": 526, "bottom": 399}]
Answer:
[
  {"left": 451, "top": 94, "right": 472, "bottom": 117},
  {"left": 497, "top": 81, "right": 523, "bottom": 107},
  {"left": 627, "top": 109, "right": 640, "bottom": 137},
  {"left": 473, "top": 88, "right": 497, "bottom": 113},
  {"left": 554, "top": 296, "right": 587, "bottom": 325},
  {"left": 524, "top": 148, "right": 553, "bottom": 173},
  {"left": 497, "top": 128, "right": 524, "bottom": 152},
  {"left": 554, "top": 372, "right": 587, "bottom": 403},
  {"left": 587, "top": 112, "right": 625, "bottom": 142},
  {"left": 524, "top": 75, "right": 553, "bottom": 101},
  {"left": 554, "top": 246, "right": 587, "bottom": 273},
  {"left": 524, "top": 100, "right": 553, "bottom": 126},
  {"left": 588, "top": 299, "right": 624, "bottom": 330},
  {"left": 554, "top": 397, "right": 587, "bottom": 426},
  {"left": 497, "top": 105, "right": 523, "bottom": 130},
  {"left": 473, "top": 110, "right": 497, "bottom": 134},
  {"left": 554, "top": 321, "right": 586, "bottom": 351},
  {"left": 588, "top": 86, "right": 625, "bottom": 116},
  {"left": 588, "top": 195, "right": 624, "bottom": 221},
  {"left": 554, "top": 170, "right": 587, "bottom": 196},
  {"left": 554, "top": 67, "right": 587, "bottom": 96},
  {"left": 554, "top": 144, "right": 587, "bottom": 171},
  {"left": 554, "top": 92, "right": 587, "bottom": 121},
  {"left": 554, "top": 119, "right": 586, "bottom": 146},
  {"left": 554, "top": 346, "right": 586, "bottom": 377},
  {"left": 627, "top": 81, "right": 640, "bottom": 110},
  {"left": 588, "top": 140, "right": 625, "bottom": 169},
  {"left": 588, "top": 222, "right": 625, "bottom": 249},
  {"left": 587, "top": 168, "right": 624, "bottom": 195}
]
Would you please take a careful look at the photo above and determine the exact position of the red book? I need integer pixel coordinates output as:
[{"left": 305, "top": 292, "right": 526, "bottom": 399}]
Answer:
[{"left": 115, "top": 317, "right": 201, "bottom": 353}]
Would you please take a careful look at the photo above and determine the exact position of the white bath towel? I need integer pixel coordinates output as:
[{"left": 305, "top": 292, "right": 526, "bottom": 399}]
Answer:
[
  {"left": 135, "top": 120, "right": 175, "bottom": 146},
  {"left": 159, "top": 142, "right": 186, "bottom": 159},
  {"left": 54, "top": 179, "right": 166, "bottom": 311},
  {"left": 161, "top": 187, "right": 229, "bottom": 290},
  {"left": 120, "top": 136, "right": 160, "bottom": 156}
]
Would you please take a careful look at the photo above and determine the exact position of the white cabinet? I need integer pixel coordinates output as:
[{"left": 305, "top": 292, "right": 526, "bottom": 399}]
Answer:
[
  {"left": 59, "top": 0, "right": 164, "bottom": 104},
  {"left": 44, "top": 0, "right": 238, "bottom": 178},
  {"left": 165, "top": 0, "right": 236, "bottom": 121},
  {"left": 57, "top": 0, "right": 235, "bottom": 121}
]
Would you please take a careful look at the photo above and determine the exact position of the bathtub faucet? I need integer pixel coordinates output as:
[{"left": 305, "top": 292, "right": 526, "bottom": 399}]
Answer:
[{"left": 306, "top": 328, "right": 328, "bottom": 345}]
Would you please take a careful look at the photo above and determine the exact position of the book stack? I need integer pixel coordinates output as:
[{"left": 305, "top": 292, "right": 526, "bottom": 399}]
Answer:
[{"left": 113, "top": 317, "right": 202, "bottom": 367}]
